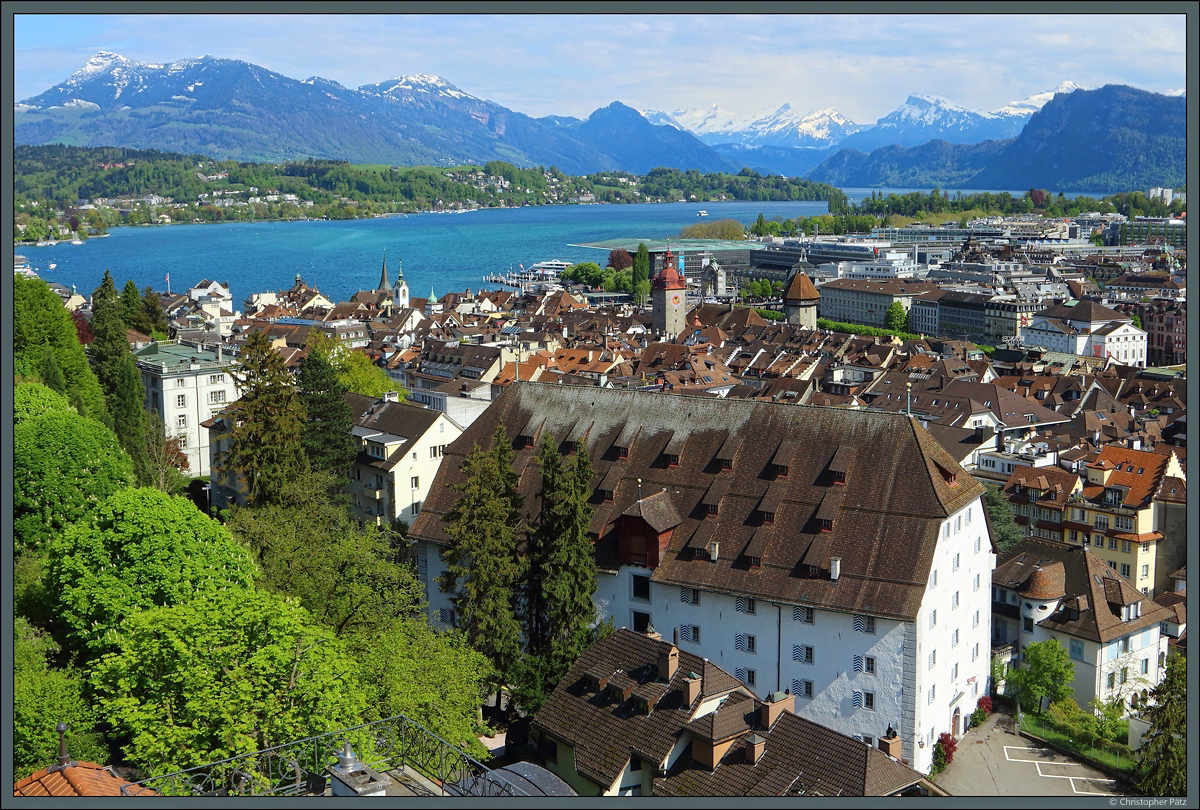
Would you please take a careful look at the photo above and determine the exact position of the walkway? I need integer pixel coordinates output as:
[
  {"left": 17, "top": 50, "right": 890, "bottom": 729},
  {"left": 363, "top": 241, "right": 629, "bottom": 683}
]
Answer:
[{"left": 935, "top": 708, "right": 1124, "bottom": 796}]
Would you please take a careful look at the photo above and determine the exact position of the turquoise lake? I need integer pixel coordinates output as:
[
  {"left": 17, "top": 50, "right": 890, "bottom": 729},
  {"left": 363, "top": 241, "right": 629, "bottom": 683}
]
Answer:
[{"left": 14, "top": 188, "right": 1081, "bottom": 305}]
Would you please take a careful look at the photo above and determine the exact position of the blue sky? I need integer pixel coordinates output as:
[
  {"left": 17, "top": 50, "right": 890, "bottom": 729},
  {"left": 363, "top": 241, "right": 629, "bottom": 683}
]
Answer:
[{"left": 12, "top": 11, "right": 1189, "bottom": 124}]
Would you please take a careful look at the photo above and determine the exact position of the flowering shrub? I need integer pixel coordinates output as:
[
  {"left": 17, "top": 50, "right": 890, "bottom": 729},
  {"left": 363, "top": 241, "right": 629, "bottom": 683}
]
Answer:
[
  {"left": 976, "top": 695, "right": 993, "bottom": 714},
  {"left": 937, "top": 732, "right": 958, "bottom": 764}
]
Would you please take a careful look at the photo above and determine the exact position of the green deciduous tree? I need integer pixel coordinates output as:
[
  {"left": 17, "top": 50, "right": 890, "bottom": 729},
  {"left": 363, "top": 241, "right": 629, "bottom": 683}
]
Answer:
[
  {"left": 337, "top": 349, "right": 397, "bottom": 399},
  {"left": 984, "top": 484, "right": 1024, "bottom": 553},
  {"left": 13, "top": 381, "right": 73, "bottom": 424},
  {"left": 13, "top": 618, "right": 107, "bottom": 778},
  {"left": 885, "top": 301, "right": 908, "bottom": 332},
  {"left": 1135, "top": 654, "right": 1186, "bottom": 797},
  {"left": 305, "top": 332, "right": 403, "bottom": 400},
  {"left": 356, "top": 619, "right": 490, "bottom": 759},
  {"left": 438, "top": 426, "right": 525, "bottom": 706},
  {"left": 88, "top": 589, "right": 368, "bottom": 775},
  {"left": 218, "top": 330, "right": 309, "bottom": 506},
  {"left": 48, "top": 487, "right": 257, "bottom": 660},
  {"left": 229, "top": 474, "right": 422, "bottom": 638},
  {"left": 296, "top": 351, "right": 357, "bottom": 479},
  {"left": 14, "top": 410, "right": 135, "bottom": 554},
  {"left": 1011, "top": 639, "right": 1075, "bottom": 713}
]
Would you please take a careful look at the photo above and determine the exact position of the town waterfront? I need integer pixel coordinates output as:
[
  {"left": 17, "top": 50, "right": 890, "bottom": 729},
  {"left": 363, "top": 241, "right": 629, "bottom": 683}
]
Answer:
[{"left": 14, "top": 188, "right": 1102, "bottom": 305}]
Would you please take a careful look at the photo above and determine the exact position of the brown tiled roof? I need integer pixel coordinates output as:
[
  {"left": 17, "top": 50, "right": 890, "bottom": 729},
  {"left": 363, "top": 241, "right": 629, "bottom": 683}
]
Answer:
[
  {"left": 993, "top": 539, "right": 1172, "bottom": 643},
  {"left": 14, "top": 762, "right": 157, "bottom": 797},
  {"left": 533, "top": 629, "right": 745, "bottom": 789},
  {"left": 783, "top": 271, "right": 820, "bottom": 303},
  {"left": 656, "top": 710, "right": 924, "bottom": 797},
  {"left": 1020, "top": 562, "right": 1066, "bottom": 600},
  {"left": 411, "top": 384, "right": 984, "bottom": 622}
]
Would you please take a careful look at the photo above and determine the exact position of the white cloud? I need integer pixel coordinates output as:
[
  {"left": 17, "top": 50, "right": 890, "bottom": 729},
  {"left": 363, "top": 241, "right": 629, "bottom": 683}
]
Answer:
[{"left": 13, "top": 12, "right": 1187, "bottom": 123}]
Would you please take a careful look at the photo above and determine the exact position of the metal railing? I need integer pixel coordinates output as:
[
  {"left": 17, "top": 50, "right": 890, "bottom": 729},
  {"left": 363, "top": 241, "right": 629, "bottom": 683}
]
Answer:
[{"left": 121, "top": 714, "right": 529, "bottom": 797}]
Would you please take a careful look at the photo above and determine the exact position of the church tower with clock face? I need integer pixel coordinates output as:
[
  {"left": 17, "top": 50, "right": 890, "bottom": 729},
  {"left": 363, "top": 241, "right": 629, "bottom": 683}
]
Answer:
[{"left": 651, "top": 247, "right": 687, "bottom": 340}]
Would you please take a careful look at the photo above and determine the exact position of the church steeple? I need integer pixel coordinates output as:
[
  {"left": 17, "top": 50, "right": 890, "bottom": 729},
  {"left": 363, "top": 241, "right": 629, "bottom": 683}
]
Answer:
[
  {"left": 378, "top": 250, "right": 390, "bottom": 291},
  {"left": 392, "top": 257, "right": 410, "bottom": 310}
]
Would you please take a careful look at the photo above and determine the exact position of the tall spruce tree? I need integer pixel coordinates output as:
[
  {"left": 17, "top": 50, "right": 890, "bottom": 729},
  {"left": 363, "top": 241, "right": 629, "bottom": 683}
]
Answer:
[
  {"left": 140, "top": 286, "right": 170, "bottom": 338},
  {"left": 14, "top": 275, "right": 108, "bottom": 425},
  {"left": 438, "top": 426, "right": 524, "bottom": 707},
  {"left": 218, "top": 330, "right": 308, "bottom": 507},
  {"left": 1135, "top": 654, "right": 1186, "bottom": 796},
  {"left": 515, "top": 435, "right": 600, "bottom": 712},
  {"left": 120, "top": 279, "right": 144, "bottom": 333},
  {"left": 89, "top": 271, "right": 151, "bottom": 483},
  {"left": 296, "top": 351, "right": 356, "bottom": 480}
]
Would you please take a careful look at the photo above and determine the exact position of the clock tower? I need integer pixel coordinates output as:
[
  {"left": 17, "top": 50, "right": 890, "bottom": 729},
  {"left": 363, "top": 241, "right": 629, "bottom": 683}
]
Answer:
[{"left": 651, "top": 247, "right": 687, "bottom": 340}]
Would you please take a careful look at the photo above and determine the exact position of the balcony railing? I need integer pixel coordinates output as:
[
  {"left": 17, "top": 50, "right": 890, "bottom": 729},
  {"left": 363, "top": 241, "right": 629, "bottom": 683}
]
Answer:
[{"left": 122, "top": 714, "right": 529, "bottom": 797}]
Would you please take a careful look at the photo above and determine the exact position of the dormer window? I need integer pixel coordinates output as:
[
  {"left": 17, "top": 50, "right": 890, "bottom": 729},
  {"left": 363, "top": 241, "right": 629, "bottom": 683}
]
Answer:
[
  {"left": 706, "top": 503, "right": 718, "bottom": 516},
  {"left": 773, "top": 463, "right": 789, "bottom": 478},
  {"left": 520, "top": 434, "right": 535, "bottom": 449},
  {"left": 665, "top": 453, "right": 679, "bottom": 467},
  {"left": 601, "top": 489, "right": 614, "bottom": 503},
  {"left": 720, "top": 456, "right": 732, "bottom": 470},
  {"left": 761, "top": 511, "right": 775, "bottom": 524},
  {"left": 831, "top": 470, "right": 846, "bottom": 485},
  {"left": 818, "top": 518, "right": 833, "bottom": 532},
  {"left": 616, "top": 445, "right": 629, "bottom": 459},
  {"left": 747, "top": 555, "right": 761, "bottom": 568}
]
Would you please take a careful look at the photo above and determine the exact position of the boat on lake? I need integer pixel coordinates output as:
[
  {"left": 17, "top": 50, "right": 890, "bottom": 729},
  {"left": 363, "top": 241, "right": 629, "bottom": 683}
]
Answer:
[
  {"left": 697, "top": 210, "right": 709, "bottom": 217},
  {"left": 487, "top": 259, "right": 573, "bottom": 291}
]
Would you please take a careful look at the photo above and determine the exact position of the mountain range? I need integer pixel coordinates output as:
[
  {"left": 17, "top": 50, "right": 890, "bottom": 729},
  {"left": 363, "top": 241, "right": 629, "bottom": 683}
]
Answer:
[{"left": 14, "top": 53, "right": 1185, "bottom": 191}]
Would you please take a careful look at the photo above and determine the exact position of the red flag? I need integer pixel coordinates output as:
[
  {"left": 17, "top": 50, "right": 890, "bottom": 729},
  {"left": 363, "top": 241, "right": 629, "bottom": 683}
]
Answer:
[{"left": 165, "top": 273, "right": 170, "bottom": 282}]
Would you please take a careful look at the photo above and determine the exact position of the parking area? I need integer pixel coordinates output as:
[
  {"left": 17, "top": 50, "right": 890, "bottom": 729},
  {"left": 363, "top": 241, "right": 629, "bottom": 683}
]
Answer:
[{"left": 935, "top": 710, "right": 1125, "bottom": 796}]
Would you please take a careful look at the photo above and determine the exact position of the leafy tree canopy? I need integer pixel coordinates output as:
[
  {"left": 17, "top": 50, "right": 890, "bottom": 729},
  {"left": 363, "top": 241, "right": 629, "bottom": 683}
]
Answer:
[
  {"left": 355, "top": 618, "right": 490, "bottom": 759},
  {"left": 14, "top": 410, "right": 134, "bottom": 554},
  {"left": 49, "top": 487, "right": 257, "bottom": 660},
  {"left": 13, "top": 618, "right": 107, "bottom": 778},
  {"left": 13, "top": 381, "right": 73, "bottom": 425},
  {"left": 1011, "top": 639, "right": 1075, "bottom": 713},
  {"left": 229, "top": 474, "right": 422, "bottom": 638},
  {"left": 885, "top": 301, "right": 909, "bottom": 333},
  {"left": 88, "top": 589, "right": 367, "bottom": 775}
]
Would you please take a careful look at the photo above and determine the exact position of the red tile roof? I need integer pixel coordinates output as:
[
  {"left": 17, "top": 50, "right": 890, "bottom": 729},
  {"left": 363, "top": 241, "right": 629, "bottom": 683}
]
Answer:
[{"left": 14, "top": 762, "right": 157, "bottom": 797}]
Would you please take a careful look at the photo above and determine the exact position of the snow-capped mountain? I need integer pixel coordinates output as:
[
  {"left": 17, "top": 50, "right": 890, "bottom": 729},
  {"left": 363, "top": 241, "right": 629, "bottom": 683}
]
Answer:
[
  {"left": 836, "top": 93, "right": 1027, "bottom": 153},
  {"left": 991, "top": 81, "right": 1082, "bottom": 117},
  {"left": 647, "top": 104, "right": 862, "bottom": 148},
  {"left": 356, "top": 74, "right": 479, "bottom": 102}
]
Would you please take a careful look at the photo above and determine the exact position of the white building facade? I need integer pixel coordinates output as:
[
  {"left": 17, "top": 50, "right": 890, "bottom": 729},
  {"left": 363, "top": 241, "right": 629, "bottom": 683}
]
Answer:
[{"left": 135, "top": 340, "right": 238, "bottom": 478}]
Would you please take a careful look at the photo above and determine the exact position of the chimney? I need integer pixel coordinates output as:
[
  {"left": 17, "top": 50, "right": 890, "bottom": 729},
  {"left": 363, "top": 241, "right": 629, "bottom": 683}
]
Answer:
[
  {"left": 744, "top": 733, "right": 767, "bottom": 765},
  {"left": 658, "top": 643, "right": 679, "bottom": 681},
  {"left": 878, "top": 731, "right": 903, "bottom": 760},
  {"left": 683, "top": 672, "right": 702, "bottom": 705},
  {"left": 325, "top": 743, "right": 391, "bottom": 797},
  {"left": 760, "top": 691, "right": 794, "bottom": 730},
  {"left": 829, "top": 557, "right": 842, "bottom": 581}
]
